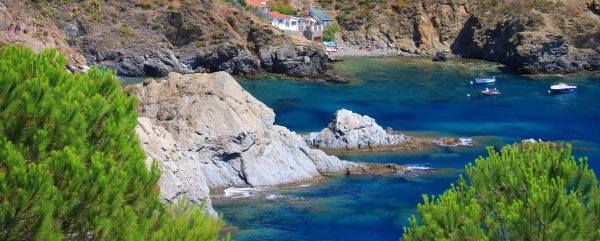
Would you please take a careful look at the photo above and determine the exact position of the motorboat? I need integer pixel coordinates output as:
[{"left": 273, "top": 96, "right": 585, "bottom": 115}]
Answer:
[
  {"left": 550, "top": 83, "right": 577, "bottom": 93},
  {"left": 475, "top": 76, "right": 496, "bottom": 84},
  {"left": 478, "top": 87, "right": 501, "bottom": 95}
]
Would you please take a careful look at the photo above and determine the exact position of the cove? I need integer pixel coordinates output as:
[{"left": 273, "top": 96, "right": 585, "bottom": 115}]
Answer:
[{"left": 216, "top": 57, "right": 600, "bottom": 241}]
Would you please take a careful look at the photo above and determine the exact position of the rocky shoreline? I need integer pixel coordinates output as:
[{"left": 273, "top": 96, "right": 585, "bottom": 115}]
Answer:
[
  {"left": 127, "top": 72, "right": 417, "bottom": 216},
  {"left": 3, "top": 0, "right": 600, "bottom": 81}
]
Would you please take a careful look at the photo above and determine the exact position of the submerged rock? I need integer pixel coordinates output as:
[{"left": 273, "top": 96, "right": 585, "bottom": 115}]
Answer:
[
  {"left": 432, "top": 51, "right": 448, "bottom": 62},
  {"left": 305, "top": 109, "right": 408, "bottom": 150},
  {"left": 435, "top": 137, "right": 474, "bottom": 147},
  {"left": 129, "top": 72, "right": 402, "bottom": 215},
  {"left": 326, "top": 75, "right": 350, "bottom": 84}
]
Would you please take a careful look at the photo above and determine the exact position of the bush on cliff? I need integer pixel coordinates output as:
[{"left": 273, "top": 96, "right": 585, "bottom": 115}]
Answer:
[
  {"left": 323, "top": 23, "right": 340, "bottom": 41},
  {"left": 402, "top": 142, "right": 600, "bottom": 241},
  {"left": 0, "top": 45, "right": 224, "bottom": 240}
]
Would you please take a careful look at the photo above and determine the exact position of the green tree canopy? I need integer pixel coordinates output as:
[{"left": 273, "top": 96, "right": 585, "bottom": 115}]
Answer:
[
  {"left": 323, "top": 23, "right": 340, "bottom": 41},
  {"left": 0, "top": 45, "right": 224, "bottom": 240},
  {"left": 403, "top": 142, "right": 600, "bottom": 241}
]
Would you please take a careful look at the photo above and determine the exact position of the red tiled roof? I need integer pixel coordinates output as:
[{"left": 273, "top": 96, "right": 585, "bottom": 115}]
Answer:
[
  {"left": 246, "top": 0, "right": 268, "bottom": 8},
  {"left": 268, "top": 11, "right": 290, "bottom": 20}
]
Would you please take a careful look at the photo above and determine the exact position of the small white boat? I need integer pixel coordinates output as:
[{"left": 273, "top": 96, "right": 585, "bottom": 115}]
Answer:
[
  {"left": 479, "top": 87, "right": 501, "bottom": 95},
  {"left": 550, "top": 83, "right": 577, "bottom": 93},
  {"left": 475, "top": 76, "right": 496, "bottom": 84},
  {"left": 324, "top": 46, "right": 338, "bottom": 52}
]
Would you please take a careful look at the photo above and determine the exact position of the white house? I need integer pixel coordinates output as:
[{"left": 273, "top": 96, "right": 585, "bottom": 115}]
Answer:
[{"left": 268, "top": 11, "right": 303, "bottom": 31}]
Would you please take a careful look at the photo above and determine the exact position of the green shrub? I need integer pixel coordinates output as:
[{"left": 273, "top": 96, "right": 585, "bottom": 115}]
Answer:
[
  {"left": 0, "top": 45, "right": 225, "bottom": 240},
  {"left": 90, "top": 11, "right": 105, "bottom": 23},
  {"left": 402, "top": 142, "right": 600, "bottom": 240},
  {"left": 120, "top": 24, "right": 134, "bottom": 36},
  {"left": 142, "top": 2, "right": 153, "bottom": 9},
  {"left": 271, "top": 4, "right": 298, "bottom": 16},
  {"left": 214, "top": 30, "right": 227, "bottom": 39},
  {"left": 323, "top": 23, "right": 341, "bottom": 41}
]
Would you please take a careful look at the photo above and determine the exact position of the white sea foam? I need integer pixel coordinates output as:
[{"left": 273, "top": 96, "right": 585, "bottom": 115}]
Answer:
[
  {"left": 436, "top": 137, "right": 474, "bottom": 147},
  {"left": 524, "top": 138, "right": 543, "bottom": 143},
  {"left": 396, "top": 165, "right": 434, "bottom": 177},
  {"left": 404, "top": 165, "right": 432, "bottom": 171},
  {"left": 223, "top": 187, "right": 263, "bottom": 199},
  {"left": 298, "top": 184, "right": 312, "bottom": 188},
  {"left": 266, "top": 194, "right": 285, "bottom": 200}
]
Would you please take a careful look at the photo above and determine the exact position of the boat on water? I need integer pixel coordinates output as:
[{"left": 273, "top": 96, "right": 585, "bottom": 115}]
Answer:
[
  {"left": 475, "top": 76, "right": 496, "bottom": 84},
  {"left": 550, "top": 83, "right": 577, "bottom": 93},
  {"left": 479, "top": 87, "right": 501, "bottom": 95}
]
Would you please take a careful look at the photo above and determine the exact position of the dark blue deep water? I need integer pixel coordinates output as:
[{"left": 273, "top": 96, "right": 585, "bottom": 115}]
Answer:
[{"left": 212, "top": 57, "right": 600, "bottom": 241}]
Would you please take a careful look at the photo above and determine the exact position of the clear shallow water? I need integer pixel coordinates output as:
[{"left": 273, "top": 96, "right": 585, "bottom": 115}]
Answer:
[{"left": 212, "top": 57, "right": 600, "bottom": 241}]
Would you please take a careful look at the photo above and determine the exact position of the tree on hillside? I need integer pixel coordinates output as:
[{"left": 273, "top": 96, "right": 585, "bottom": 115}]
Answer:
[
  {"left": 0, "top": 45, "right": 225, "bottom": 240},
  {"left": 323, "top": 23, "right": 340, "bottom": 41},
  {"left": 402, "top": 142, "right": 600, "bottom": 241}
]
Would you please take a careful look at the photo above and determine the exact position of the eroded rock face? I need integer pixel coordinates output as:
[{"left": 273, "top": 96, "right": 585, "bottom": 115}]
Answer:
[
  {"left": 332, "top": 0, "right": 600, "bottom": 74},
  {"left": 129, "top": 72, "right": 359, "bottom": 214},
  {"left": 305, "top": 109, "right": 407, "bottom": 150},
  {"left": 249, "top": 26, "right": 329, "bottom": 78},
  {"left": 451, "top": 15, "right": 600, "bottom": 74}
]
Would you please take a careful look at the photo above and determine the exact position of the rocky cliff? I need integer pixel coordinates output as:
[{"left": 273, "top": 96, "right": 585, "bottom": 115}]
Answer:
[
  {"left": 1, "top": 0, "right": 329, "bottom": 78},
  {"left": 320, "top": 0, "right": 600, "bottom": 74},
  {"left": 128, "top": 72, "right": 404, "bottom": 215}
]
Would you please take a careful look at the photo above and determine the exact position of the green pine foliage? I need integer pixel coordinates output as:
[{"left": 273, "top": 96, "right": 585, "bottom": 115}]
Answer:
[
  {"left": 0, "top": 45, "right": 225, "bottom": 240},
  {"left": 402, "top": 142, "right": 600, "bottom": 241},
  {"left": 323, "top": 23, "right": 340, "bottom": 41}
]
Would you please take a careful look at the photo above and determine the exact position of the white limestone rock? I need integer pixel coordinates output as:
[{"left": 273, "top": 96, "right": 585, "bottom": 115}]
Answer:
[
  {"left": 130, "top": 72, "right": 355, "bottom": 215},
  {"left": 305, "top": 109, "right": 407, "bottom": 150}
]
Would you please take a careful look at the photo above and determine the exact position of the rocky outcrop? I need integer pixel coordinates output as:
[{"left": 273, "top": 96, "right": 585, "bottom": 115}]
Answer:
[
  {"left": 129, "top": 72, "right": 403, "bottom": 215},
  {"left": 19, "top": 0, "right": 329, "bottom": 78},
  {"left": 451, "top": 10, "right": 600, "bottom": 74},
  {"left": 304, "top": 109, "right": 475, "bottom": 152},
  {"left": 304, "top": 109, "right": 408, "bottom": 150},
  {"left": 249, "top": 25, "right": 329, "bottom": 78}
]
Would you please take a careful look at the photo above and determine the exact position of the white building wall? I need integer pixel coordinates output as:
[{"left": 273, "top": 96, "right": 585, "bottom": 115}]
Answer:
[{"left": 271, "top": 17, "right": 301, "bottom": 31}]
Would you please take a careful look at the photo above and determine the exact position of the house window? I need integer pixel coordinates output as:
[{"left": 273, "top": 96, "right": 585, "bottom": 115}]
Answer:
[
  {"left": 291, "top": 21, "right": 296, "bottom": 26},
  {"left": 278, "top": 19, "right": 284, "bottom": 24}
]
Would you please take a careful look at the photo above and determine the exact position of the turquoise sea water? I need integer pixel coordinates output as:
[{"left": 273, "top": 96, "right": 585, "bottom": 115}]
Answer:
[{"left": 211, "top": 57, "right": 600, "bottom": 241}]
